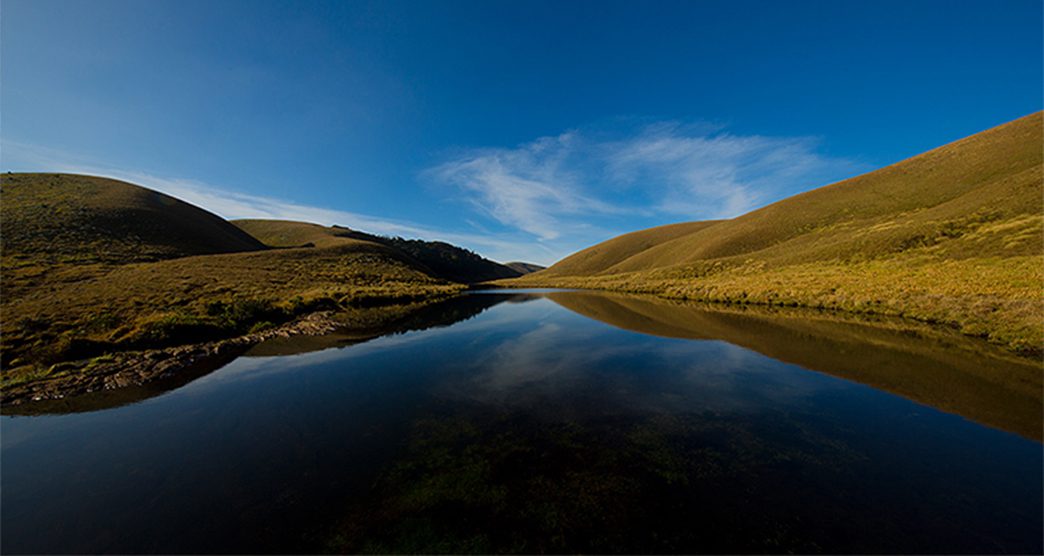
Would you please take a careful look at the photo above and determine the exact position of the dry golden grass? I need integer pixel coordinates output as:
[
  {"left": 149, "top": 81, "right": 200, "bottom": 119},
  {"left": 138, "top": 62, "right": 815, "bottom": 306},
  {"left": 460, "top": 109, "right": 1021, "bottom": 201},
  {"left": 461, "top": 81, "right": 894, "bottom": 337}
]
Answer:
[
  {"left": 546, "top": 220, "right": 720, "bottom": 276},
  {"left": 233, "top": 219, "right": 373, "bottom": 248},
  {"left": 2, "top": 173, "right": 265, "bottom": 266},
  {"left": 509, "top": 253, "right": 1044, "bottom": 356},
  {"left": 2, "top": 242, "right": 463, "bottom": 379}
]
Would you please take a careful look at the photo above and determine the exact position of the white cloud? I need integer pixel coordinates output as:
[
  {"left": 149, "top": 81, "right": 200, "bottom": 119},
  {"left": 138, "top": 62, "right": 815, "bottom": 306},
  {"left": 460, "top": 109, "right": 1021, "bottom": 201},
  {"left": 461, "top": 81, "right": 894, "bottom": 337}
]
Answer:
[
  {"left": 429, "top": 132, "right": 625, "bottom": 241},
  {"left": 608, "top": 127, "right": 857, "bottom": 219},
  {"left": 430, "top": 122, "right": 864, "bottom": 233}
]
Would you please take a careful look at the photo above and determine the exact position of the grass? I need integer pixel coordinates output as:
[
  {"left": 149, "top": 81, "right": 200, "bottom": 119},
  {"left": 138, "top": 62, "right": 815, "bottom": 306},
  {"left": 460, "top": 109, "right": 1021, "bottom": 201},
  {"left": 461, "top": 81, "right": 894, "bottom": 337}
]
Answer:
[
  {"left": 1, "top": 174, "right": 468, "bottom": 388},
  {"left": 2, "top": 173, "right": 265, "bottom": 267},
  {"left": 1, "top": 242, "right": 465, "bottom": 384},
  {"left": 503, "top": 112, "right": 1044, "bottom": 355},
  {"left": 510, "top": 255, "right": 1043, "bottom": 355}
]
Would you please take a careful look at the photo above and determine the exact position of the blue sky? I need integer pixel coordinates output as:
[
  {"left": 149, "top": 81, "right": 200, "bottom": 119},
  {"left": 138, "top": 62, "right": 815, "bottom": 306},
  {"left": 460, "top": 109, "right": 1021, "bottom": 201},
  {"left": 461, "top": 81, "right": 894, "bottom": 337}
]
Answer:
[{"left": 2, "top": 0, "right": 1041, "bottom": 264}]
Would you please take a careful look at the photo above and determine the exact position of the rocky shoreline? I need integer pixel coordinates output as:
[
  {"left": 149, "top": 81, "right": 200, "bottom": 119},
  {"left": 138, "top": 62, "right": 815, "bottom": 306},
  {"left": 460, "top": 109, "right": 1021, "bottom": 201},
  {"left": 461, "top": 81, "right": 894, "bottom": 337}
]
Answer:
[{"left": 1, "top": 311, "right": 342, "bottom": 406}]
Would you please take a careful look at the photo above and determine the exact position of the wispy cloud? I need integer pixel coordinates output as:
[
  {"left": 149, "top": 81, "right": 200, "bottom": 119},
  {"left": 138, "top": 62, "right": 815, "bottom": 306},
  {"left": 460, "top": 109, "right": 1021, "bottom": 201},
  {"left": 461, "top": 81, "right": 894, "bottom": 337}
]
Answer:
[
  {"left": 604, "top": 124, "right": 858, "bottom": 218},
  {"left": 429, "top": 122, "right": 865, "bottom": 239},
  {"left": 429, "top": 132, "right": 627, "bottom": 241}
]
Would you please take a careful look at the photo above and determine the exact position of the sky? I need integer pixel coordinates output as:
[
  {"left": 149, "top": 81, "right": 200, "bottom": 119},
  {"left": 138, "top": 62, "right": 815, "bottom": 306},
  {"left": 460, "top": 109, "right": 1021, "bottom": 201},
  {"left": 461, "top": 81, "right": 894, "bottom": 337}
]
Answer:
[{"left": 2, "top": 0, "right": 1041, "bottom": 265}]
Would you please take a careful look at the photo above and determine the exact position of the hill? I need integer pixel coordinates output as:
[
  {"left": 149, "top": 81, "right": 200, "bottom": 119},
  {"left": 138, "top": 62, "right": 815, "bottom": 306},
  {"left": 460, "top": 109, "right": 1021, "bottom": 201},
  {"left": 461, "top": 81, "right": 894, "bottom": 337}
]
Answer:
[
  {"left": 545, "top": 220, "right": 720, "bottom": 276},
  {"left": 233, "top": 219, "right": 521, "bottom": 283},
  {"left": 230, "top": 219, "right": 374, "bottom": 249},
  {"left": 1, "top": 175, "right": 512, "bottom": 390},
  {"left": 508, "top": 112, "right": 1044, "bottom": 354},
  {"left": 2, "top": 174, "right": 266, "bottom": 267}
]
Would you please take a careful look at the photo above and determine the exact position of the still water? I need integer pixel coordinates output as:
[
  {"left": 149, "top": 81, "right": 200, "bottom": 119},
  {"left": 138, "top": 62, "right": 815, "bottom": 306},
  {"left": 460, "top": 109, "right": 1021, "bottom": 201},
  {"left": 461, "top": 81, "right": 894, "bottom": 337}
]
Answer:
[{"left": 3, "top": 290, "right": 1041, "bottom": 553}]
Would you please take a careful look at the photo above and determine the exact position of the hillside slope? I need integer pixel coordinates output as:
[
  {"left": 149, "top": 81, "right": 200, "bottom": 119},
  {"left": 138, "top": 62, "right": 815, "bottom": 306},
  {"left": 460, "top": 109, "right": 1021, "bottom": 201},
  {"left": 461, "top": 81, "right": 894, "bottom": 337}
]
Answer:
[
  {"left": 2, "top": 174, "right": 266, "bottom": 266},
  {"left": 511, "top": 113, "right": 1044, "bottom": 354},
  {"left": 545, "top": 221, "right": 720, "bottom": 276},
  {"left": 540, "top": 112, "right": 1042, "bottom": 277},
  {"left": 233, "top": 219, "right": 522, "bottom": 283}
]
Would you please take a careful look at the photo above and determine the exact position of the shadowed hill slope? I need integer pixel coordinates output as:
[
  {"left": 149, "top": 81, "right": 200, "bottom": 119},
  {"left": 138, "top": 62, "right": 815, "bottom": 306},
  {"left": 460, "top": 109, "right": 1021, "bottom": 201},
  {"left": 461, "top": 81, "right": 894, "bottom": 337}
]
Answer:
[
  {"left": 233, "top": 219, "right": 522, "bottom": 283},
  {"left": 510, "top": 113, "right": 1044, "bottom": 354},
  {"left": 2, "top": 173, "right": 267, "bottom": 266}
]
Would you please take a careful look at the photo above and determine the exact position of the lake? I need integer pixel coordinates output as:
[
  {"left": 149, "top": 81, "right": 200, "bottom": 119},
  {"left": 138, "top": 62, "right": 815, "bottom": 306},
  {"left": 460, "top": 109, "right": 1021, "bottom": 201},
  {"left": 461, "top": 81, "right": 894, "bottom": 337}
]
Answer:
[{"left": 2, "top": 289, "right": 1041, "bottom": 553}]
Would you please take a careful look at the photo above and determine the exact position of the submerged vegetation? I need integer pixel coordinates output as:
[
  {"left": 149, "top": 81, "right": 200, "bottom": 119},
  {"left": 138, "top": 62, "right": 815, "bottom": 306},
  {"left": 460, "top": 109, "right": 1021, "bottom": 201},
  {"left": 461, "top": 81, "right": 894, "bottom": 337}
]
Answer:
[
  {"left": 322, "top": 402, "right": 1026, "bottom": 554},
  {"left": 324, "top": 412, "right": 854, "bottom": 554},
  {"left": 503, "top": 113, "right": 1044, "bottom": 355}
]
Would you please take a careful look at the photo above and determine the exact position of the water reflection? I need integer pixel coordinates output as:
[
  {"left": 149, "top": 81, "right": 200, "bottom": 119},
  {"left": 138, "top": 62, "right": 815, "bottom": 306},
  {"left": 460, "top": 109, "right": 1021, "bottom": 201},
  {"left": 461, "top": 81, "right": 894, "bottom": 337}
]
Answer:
[
  {"left": 546, "top": 291, "right": 1043, "bottom": 440},
  {"left": 2, "top": 293, "right": 538, "bottom": 416},
  {"left": 2, "top": 290, "right": 1040, "bottom": 554}
]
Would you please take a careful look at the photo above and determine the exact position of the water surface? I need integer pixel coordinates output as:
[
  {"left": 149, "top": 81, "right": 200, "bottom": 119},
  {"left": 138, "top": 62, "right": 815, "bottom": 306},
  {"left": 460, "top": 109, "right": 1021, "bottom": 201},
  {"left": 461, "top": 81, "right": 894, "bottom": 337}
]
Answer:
[{"left": 3, "top": 290, "right": 1041, "bottom": 553}]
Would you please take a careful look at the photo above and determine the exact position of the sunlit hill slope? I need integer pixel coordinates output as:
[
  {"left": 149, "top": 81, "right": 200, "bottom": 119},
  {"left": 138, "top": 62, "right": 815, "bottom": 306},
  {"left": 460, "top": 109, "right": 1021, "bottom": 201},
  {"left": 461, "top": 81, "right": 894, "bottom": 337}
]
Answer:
[{"left": 508, "top": 112, "right": 1044, "bottom": 354}]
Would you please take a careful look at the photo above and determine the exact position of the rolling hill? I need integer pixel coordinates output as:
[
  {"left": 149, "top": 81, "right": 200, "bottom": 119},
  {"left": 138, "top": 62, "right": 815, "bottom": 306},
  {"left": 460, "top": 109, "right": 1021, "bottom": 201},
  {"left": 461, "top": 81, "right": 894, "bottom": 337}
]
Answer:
[
  {"left": 509, "top": 112, "right": 1044, "bottom": 354},
  {"left": 2, "top": 173, "right": 267, "bottom": 265},
  {"left": 0, "top": 174, "right": 514, "bottom": 387},
  {"left": 544, "top": 220, "right": 720, "bottom": 276},
  {"left": 542, "top": 112, "right": 1042, "bottom": 275}
]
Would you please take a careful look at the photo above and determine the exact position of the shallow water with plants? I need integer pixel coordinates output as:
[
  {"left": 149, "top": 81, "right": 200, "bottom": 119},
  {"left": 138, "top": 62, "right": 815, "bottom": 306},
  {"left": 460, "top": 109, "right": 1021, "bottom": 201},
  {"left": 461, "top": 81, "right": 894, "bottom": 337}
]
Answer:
[{"left": 2, "top": 290, "right": 1041, "bottom": 554}]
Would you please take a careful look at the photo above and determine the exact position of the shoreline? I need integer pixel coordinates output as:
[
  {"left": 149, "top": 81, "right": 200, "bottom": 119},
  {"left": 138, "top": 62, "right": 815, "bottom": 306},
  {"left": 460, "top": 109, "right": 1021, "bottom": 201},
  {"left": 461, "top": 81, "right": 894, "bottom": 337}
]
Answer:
[
  {"left": 4, "top": 285, "right": 1040, "bottom": 409},
  {"left": 1, "top": 287, "right": 480, "bottom": 409},
  {"left": 1, "top": 311, "right": 342, "bottom": 407},
  {"left": 488, "top": 276, "right": 1044, "bottom": 360}
]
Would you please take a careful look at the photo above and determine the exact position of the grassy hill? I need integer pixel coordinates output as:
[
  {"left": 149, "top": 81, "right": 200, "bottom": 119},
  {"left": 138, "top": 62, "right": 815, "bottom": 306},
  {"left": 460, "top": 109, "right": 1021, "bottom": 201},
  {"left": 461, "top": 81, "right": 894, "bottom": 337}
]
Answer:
[
  {"left": 231, "top": 219, "right": 374, "bottom": 249},
  {"left": 233, "top": 219, "right": 522, "bottom": 283},
  {"left": 508, "top": 112, "right": 1044, "bottom": 354},
  {"left": 0, "top": 175, "right": 493, "bottom": 388},
  {"left": 2, "top": 174, "right": 266, "bottom": 266},
  {"left": 545, "top": 220, "right": 720, "bottom": 276}
]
